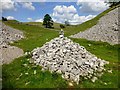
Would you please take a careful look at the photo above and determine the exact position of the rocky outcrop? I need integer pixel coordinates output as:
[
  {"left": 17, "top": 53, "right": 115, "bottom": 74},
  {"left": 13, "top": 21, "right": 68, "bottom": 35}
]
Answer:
[
  {"left": 70, "top": 7, "right": 119, "bottom": 45},
  {"left": 31, "top": 32, "right": 109, "bottom": 84}
]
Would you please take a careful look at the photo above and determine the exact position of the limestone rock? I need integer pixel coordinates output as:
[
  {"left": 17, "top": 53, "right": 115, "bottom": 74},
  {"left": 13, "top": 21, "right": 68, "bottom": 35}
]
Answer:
[
  {"left": 70, "top": 7, "right": 120, "bottom": 45},
  {"left": 31, "top": 35, "right": 109, "bottom": 84}
]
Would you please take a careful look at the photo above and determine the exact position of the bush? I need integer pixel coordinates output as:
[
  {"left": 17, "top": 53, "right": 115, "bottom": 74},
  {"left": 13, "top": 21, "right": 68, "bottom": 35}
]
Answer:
[
  {"left": 65, "top": 21, "right": 70, "bottom": 26},
  {"left": 2, "top": 17, "right": 7, "bottom": 21},
  {"left": 60, "top": 24, "right": 65, "bottom": 29}
]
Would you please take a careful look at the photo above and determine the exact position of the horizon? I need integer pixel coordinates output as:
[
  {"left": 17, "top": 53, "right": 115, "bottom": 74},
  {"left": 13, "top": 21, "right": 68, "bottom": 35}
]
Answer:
[{"left": 1, "top": 0, "right": 109, "bottom": 25}]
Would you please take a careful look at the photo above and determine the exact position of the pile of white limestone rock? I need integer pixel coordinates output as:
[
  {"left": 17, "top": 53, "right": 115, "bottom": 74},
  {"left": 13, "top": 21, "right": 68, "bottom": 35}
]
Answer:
[
  {"left": 0, "top": 22, "right": 24, "bottom": 65},
  {"left": 70, "top": 7, "right": 119, "bottom": 45},
  {"left": 31, "top": 31, "right": 109, "bottom": 84},
  {"left": 0, "top": 22, "right": 24, "bottom": 46}
]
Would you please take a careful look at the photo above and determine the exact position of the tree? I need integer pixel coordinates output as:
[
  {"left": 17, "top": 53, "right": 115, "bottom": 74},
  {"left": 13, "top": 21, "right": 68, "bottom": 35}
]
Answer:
[
  {"left": 2, "top": 17, "right": 7, "bottom": 21},
  {"left": 60, "top": 24, "right": 65, "bottom": 29},
  {"left": 43, "top": 14, "right": 53, "bottom": 28},
  {"left": 65, "top": 20, "right": 70, "bottom": 26},
  {"left": 105, "top": 0, "right": 120, "bottom": 7}
]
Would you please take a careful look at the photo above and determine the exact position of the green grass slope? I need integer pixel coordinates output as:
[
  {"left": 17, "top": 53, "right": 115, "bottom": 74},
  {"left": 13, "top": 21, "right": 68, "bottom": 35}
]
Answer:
[
  {"left": 24, "top": 22, "right": 62, "bottom": 30},
  {"left": 4, "top": 20, "right": 59, "bottom": 52},
  {"left": 2, "top": 5, "right": 120, "bottom": 88},
  {"left": 23, "top": 5, "right": 120, "bottom": 37},
  {"left": 63, "top": 5, "right": 120, "bottom": 36}
]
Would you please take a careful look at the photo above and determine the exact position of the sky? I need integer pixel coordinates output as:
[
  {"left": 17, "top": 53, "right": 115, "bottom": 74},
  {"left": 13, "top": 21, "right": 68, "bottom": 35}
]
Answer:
[{"left": 1, "top": 0, "right": 109, "bottom": 25}]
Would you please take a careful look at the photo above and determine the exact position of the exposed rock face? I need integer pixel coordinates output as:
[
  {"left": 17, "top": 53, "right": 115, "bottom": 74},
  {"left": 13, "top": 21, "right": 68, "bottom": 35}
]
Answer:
[
  {"left": 0, "top": 22, "right": 24, "bottom": 64},
  {"left": 70, "top": 7, "right": 119, "bottom": 45},
  {"left": 32, "top": 33, "right": 109, "bottom": 84}
]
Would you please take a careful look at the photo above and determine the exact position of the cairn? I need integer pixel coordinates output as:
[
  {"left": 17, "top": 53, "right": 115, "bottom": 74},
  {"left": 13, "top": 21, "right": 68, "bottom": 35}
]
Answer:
[{"left": 32, "top": 30, "right": 109, "bottom": 84}]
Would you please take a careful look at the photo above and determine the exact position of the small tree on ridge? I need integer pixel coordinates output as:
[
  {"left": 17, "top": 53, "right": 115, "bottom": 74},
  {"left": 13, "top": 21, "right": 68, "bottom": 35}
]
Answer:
[{"left": 43, "top": 14, "right": 53, "bottom": 28}]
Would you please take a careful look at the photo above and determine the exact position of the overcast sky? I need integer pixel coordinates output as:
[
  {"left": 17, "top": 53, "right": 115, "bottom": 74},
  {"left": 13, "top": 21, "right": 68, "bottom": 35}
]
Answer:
[{"left": 1, "top": 0, "right": 109, "bottom": 25}]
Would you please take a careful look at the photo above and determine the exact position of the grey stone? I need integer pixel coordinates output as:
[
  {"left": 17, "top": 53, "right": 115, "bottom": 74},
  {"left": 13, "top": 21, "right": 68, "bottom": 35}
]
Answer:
[
  {"left": 91, "top": 77, "right": 98, "bottom": 82},
  {"left": 70, "top": 7, "right": 120, "bottom": 45},
  {"left": 31, "top": 34, "right": 109, "bottom": 84}
]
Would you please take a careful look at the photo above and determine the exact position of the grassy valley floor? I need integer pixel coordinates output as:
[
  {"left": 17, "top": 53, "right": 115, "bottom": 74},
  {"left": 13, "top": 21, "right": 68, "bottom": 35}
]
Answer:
[{"left": 2, "top": 5, "right": 120, "bottom": 88}]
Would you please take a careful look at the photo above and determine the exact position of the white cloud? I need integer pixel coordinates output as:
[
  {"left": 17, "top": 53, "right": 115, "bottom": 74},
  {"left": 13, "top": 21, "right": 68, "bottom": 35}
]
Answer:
[
  {"left": 6, "top": 16, "right": 15, "bottom": 20},
  {"left": 1, "top": 0, "right": 17, "bottom": 12},
  {"left": 27, "top": 18, "right": 33, "bottom": 21},
  {"left": 1, "top": 0, "right": 15, "bottom": 2},
  {"left": 21, "top": 2, "right": 35, "bottom": 10},
  {"left": 77, "top": 0, "right": 107, "bottom": 2},
  {"left": 52, "top": 5, "right": 77, "bottom": 23},
  {"left": 77, "top": 0, "right": 109, "bottom": 13},
  {"left": 35, "top": 18, "right": 43, "bottom": 22},
  {"left": 52, "top": 5, "right": 96, "bottom": 25},
  {"left": 12, "top": 0, "right": 46, "bottom": 2},
  {"left": 1, "top": 1, "right": 35, "bottom": 12},
  {"left": 53, "top": 5, "right": 77, "bottom": 14},
  {"left": 40, "top": 0, "right": 46, "bottom": 2},
  {"left": 71, "top": 14, "right": 96, "bottom": 25}
]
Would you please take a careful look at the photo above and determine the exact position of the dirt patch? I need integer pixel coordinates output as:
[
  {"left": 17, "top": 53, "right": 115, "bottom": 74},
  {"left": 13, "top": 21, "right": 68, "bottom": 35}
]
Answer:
[{"left": 0, "top": 45, "right": 24, "bottom": 65}]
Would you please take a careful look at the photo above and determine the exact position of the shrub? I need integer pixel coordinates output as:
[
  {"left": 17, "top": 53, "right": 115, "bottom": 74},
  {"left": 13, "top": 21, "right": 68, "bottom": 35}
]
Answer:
[{"left": 60, "top": 24, "right": 65, "bottom": 29}]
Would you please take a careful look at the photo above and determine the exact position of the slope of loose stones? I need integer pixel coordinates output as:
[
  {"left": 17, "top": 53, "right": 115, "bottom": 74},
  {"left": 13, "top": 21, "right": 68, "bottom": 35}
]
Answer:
[
  {"left": 70, "top": 7, "right": 119, "bottom": 45},
  {"left": 0, "top": 22, "right": 24, "bottom": 64}
]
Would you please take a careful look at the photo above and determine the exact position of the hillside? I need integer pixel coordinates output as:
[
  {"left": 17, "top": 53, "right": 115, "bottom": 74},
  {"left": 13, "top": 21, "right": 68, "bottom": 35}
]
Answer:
[
  {"left": 24, "top": 22, "right": 62, "bottom": 30},
  {"left": 0, "top": 22, "right": 24, "bottom": 64},
  {"left": 2, "top": 6, "right": 120, "bottom": 88},
  {"left": 18, "top": 5, "right": 120, "bottom": 38},
  {"left": 71, "top": 7, "right": 119, "bottom": 45}
]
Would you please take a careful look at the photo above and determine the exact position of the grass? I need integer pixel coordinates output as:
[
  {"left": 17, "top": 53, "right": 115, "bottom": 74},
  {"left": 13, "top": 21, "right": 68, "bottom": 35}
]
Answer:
[
  {"left": 4, "top": 20, "right": 59, "bottom": 52},
  {"left": 71, "top": 38, "right": 119, "bottom": 63},
  {"left": 24, "top": 22, "right": 61, "bottom": 30},
  {"left": 2, "top": 38, "right": 119, "bottom": 88},
  {"left": 23, "top": 5, "right": 120, "bottom": 37},
  {"left": 2, "top": 56, "right": 68, "bottom": 88},
  {"left": 63, "top": 5, "right": 120, "bottom": 36},
  {"left": 71, "top": 38, "right": 119, "bottom": 88},
  {"left": 2, "top": 6, "right": 120, "bottom": 88}
]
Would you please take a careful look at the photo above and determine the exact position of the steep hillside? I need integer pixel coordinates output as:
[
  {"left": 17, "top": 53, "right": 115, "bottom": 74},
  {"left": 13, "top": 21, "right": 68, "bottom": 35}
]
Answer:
[
  {"left": 71, "top": 7, "right": 119, "bottom": 45},
  {"left": 0, "top": 22, "right": 24, "bottom": 64},
  {"left": 62, "top": 5, "right": 120, "bottom": 36}
]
